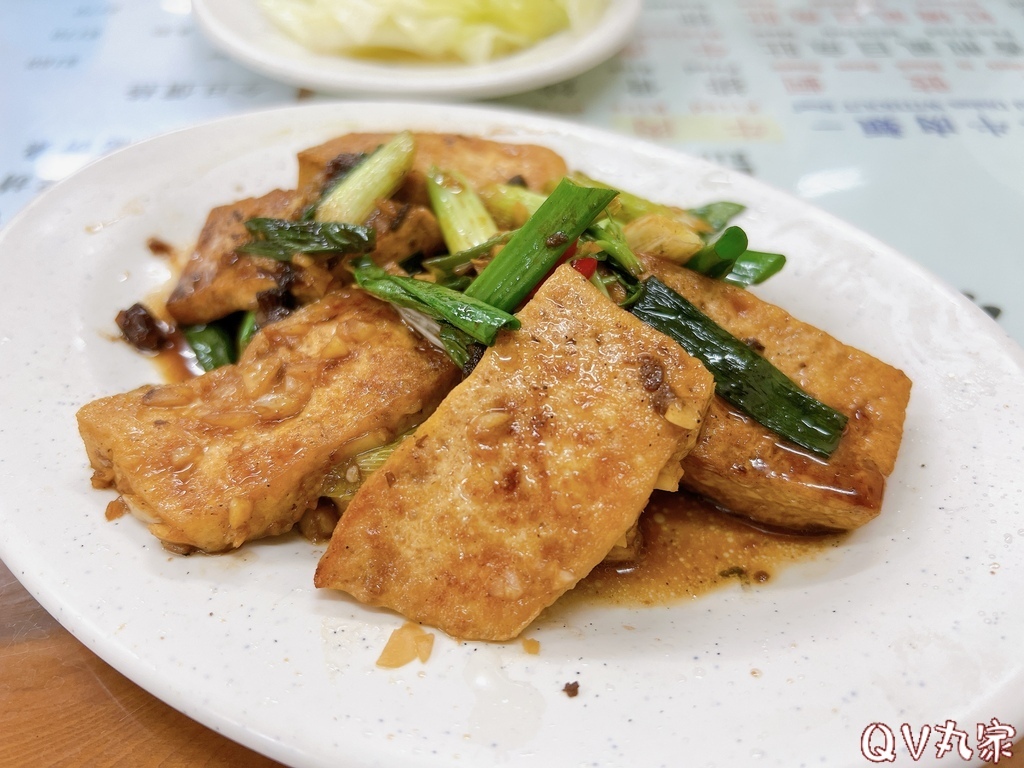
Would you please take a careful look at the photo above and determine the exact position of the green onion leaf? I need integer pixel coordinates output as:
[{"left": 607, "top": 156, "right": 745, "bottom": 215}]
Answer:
[
  {"left": 437, "top": 324, "right": 484, "bottom": 372},
  {"left": 631, "top": 276, "right": 847, "bottom": 457},
  {"left": 183, "top": 324, "right": 236, "bottom": 372},
  {"left": 723, "top": 250, "right": 787, "bottom": 287},
  {"left": 585, "top": 218, "right": 645, "bottom": 277},
  {"left": 422, "top": 230, "right": 515, "bottom": 282},
  {"left": 687, "top": 201, "right": 746, "bottom": 233},
  {"left": 353, "top": 262, "right": 519, "bottom": 347},
  {"left": 236, "top": 310, "right": 258, "bottom": 353},
  {"left": 238, "top": 218, "right": 375, "bottom": 261}
]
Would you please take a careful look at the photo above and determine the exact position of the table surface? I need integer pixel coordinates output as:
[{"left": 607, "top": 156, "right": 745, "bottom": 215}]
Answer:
[{"left": 2, "top": 1, "right": 1023, "bottom": 766}]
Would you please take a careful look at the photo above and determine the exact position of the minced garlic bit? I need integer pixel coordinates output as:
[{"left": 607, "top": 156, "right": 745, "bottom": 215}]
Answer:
[
  {"left": 105, "top": 497, "right": 130, "bottom": 521},
  {"left": 376, "top": 621, "right": 435, "bottom": 668},
  {"left": 521, "top": 637, "right": 541, "bottom": 655}
]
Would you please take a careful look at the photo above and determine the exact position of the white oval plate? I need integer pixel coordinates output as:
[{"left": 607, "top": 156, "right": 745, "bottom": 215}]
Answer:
[
  {"left": 192, "top": 0, "right": 642, "bottom": 98},
  {"left": 1, "top": 102, "right": 1023, "bottom": 768}
]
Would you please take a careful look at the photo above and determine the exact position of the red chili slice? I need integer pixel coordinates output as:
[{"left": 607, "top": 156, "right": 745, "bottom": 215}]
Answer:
[{"left": 570, "top": 257, "right": 598, "bottom": 280}]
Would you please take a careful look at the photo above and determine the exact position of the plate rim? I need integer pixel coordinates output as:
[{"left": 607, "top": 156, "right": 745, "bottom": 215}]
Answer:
[
  {"left": 2, "top": 100, "right": 1024, "bottom": 768},
  {"left": 191, "top": 0, "right": 644, "bottom": 98}
]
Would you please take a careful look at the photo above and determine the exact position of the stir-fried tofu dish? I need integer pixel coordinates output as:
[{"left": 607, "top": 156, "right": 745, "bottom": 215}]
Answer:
[{"left": 77, "top": 131, "right": 911, "bottom": 641}]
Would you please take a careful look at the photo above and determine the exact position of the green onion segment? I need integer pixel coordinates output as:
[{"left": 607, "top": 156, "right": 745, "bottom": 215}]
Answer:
[
  {"left": 630, "top": 276, "right": 848, "bottom": 457},
  {"left": 465, "top": 178, "right": 617, "bottom": 312},
  {"left": 315, "top": 131, "right": 416, "bottom": 224},
  {"left": 427, "top": 167, "right": 499, "bottom": 255}
]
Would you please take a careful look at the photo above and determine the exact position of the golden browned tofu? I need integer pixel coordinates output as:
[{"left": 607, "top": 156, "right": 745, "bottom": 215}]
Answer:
[
  {"left": 78, "top": 289, "right": 460, "bottom": 553},
  {"left": 314, "top": 267, "right": 715, "bottom": 641},
  {"left": 643, "top": 257, "right": 912, "bottom": 532},
  {"left": 297, "top": 132, "right": 569, "bottom": 206},
  {"left": 167, "top": 189, "right": 306, "bottom": 325},
  {"left": 363, "top": 198, "right": 445, "bottom": 268}
]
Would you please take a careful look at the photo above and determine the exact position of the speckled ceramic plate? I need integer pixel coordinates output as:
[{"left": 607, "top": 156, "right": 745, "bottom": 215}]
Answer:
[
  {"left": 1, "top": 103, "right": 1023, "bottom": 768},
  {"left": 192, "top": 0, "right": 642, "bottom": 99}
]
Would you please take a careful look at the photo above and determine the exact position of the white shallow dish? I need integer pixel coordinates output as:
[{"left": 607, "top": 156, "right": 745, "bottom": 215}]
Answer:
[
  {"left": 1, "top": 102, "right": 1023, "bottom": 768},
  {"left": 192, "top": 0, "right": 642, "bottom": 98}
]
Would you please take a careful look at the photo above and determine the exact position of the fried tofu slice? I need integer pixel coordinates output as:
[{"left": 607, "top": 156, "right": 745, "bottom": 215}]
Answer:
[
  {"left": 643, "top": 256, "right": 912, "bottom": 532},
  {"left": 362, "top": 197, "right": 444, "bottom": 269},
  {"left": 296, "top": 132, "right": 569, "bottom": 206},
  {"left": 166, "top": 189, "right": 308, "bottom": 325},
  {"left": 164, "top": 189, "right": 443, "bottom": 327},
  {"left": 78, "top": 289, "right": 460, "bottom": 553},
  {"left": 314, "top": 266, "right": 715, "bottom": 641}
]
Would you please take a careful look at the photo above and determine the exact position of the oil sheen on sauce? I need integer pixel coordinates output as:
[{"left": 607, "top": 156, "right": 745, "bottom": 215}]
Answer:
[
  {"left": 569, "top": 490, "right": 847, "bottom": 607},
  {"left": 151, "top": 334, "right": 201, "bottom": 383}
]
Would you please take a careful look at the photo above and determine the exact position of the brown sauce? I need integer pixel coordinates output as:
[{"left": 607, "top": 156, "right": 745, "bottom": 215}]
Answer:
[
  {"left": 150, "top": 332, "right": 201, "bottom": 383},
  {"left": 570, "top": 490, "right": 846, "bottom": 607},
  {"left": 133, "top": 236, "right": 203, "bottom": 384}
]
